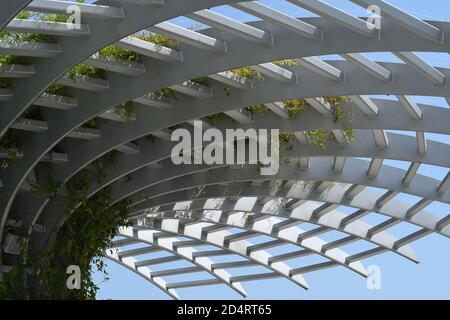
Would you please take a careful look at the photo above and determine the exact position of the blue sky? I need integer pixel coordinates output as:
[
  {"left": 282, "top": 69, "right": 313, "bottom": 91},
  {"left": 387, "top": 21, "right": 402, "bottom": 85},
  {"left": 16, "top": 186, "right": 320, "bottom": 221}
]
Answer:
[{"left": 92, "top": 0, "right": 450, "bottom": 299}]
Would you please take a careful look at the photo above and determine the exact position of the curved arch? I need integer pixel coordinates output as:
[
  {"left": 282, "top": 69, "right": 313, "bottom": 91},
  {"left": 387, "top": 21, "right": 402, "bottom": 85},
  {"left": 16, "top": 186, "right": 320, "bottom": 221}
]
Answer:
[
  {"left": 108, "top": 228, "right": 249, "bottom": 298},
  {"left": 117, "top": 225, "right": 312, "bottom": 291},
  {"left": 131, "top": 221, "right": 368, "bottom": 291},
  {"left": 2, "top": 16, "right": 450, "bottom": 236},
  {"left": 102, "top": 159, "right": 449, "bottom": 238},
  {"left": 66, "top": 132, "right": 450, "bottom": 204},
  {"left": 0, "top": 0, "right": 247, "bottom": 241},
  {"left": 128, "top": 198, "right": 418, "bottom": 263},
  {"left": 17, "top": 72, "right": 450, "bottom": 239},
  {"left": 1, "top": 0, "right": 450, "bottom": 298}
]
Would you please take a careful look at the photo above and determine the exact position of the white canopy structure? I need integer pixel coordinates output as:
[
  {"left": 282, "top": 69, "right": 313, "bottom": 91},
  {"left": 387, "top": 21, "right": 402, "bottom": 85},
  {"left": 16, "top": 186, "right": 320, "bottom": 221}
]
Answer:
[{"left": 0, "top": 0, "right": 449, "bottom": 299}]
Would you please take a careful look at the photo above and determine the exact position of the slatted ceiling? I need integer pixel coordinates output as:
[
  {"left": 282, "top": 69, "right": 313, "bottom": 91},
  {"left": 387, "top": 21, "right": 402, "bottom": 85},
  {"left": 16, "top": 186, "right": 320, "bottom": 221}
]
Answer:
[
  {"left": 5, "top": 19, "right": 91, "bottom": 37},
  {"left": 34, "top": 93, "right": 77, "bottom": 110},
  {"left": 246, "top": 239, "right": 286, "bottom": 253},
  {"left": 268, "top": 249, "right": 312, "bottom": 264},
  {"left": 402, "top": 162, "right": 421, "bottom": 186},
  {"left": 85, "top": 53, "right": 146, "bottom": 77},
  {"left": 416, "top": 132, "right": 427, "bottom": 155},
  {"left": 333, "top": 157, "right": 346, "bottom": 172},
  {"left": 117, "top": 245, "right": 161, "bottom": 258},
  {"left": 287, "top": 0, "right": 379, "bottom": 38},
  {"left": 437, "top": 171, "right": 450, "bottom": 194},
  {"left": 0, "top": 64, "right": 35, "bottom": 78},
  {"left": 331, "top": 129, "right": 348, "bottom": 145},
  {"left": 396, "top": 95, "right": 423, "bottom": 120},
  {"left": 11, "top": 119, "right": 48, "bottom": 132},
  {"left": 270, "top": 219, "right": 301, "bottom": 233},
  {"left": 208, "top": 71, "right": 251, "bottom": 89},
  {"left": 294, "top": 131, "right": 309, "bottom": 144},
  {"left": 223, "top": 230, "right": 257, "bottom": 244},
  {"left": 350, "top": 0, "right": 443, "bottom": 42},
  {"left": 149, "top": 128, "right": 172, "bottom": 141},
  {"left": 344, "top": 184, "right": 366, "bottom": 199},
  {"left": 187, "top": 10, "right": 274, "bottom": 46},
  {"left": 118, "top": 36, "right": 183, "bottom": 63},
  {"left": 134, "top": 92, "right": 174, "bottom": 109},
  {"left": 2, "top": 0, "right": 450, "bottom": 299},
  {"left": 285, "top": 199, "right": 307, "bottom": 211},
  {"left": 394, "top": 52, "right": 447, "bottom": 85},
  {"left": 394, "top": 228, "right": 432, "bottom": 250},
  {"left": 136, "top": 191, "right": 422, "bottom": 272},
  {"left": 211, "top": 260, "right": 257, "bottom": 270},
  {"left": 372, "top": 129, "right": 389, "bottom": 148},
  {"left": 311, "top": 203, "right": 338, "bottom": 220},
  {"left": 265, "top": 102, "right": 289, "bottom": 119},
  {"left": 67, "top": 126, "right": 101, "bottom": 140},
  {"left": 350, "top": 96, "right": 379, "bottom": 118},
  {"left": 321, "top": 235, "right": 359, "bottom": 252},
  {"left": 224, "top": 109, "right": 253, "bottom": 124},
  {"left": 436, "top": 215, "right": 450, "bottom": 231},
  {"left": 375, "top": 190, "right": 399, "bottom": 208},
  {"left": 296, "top": 57, "right": 344, "bottom": 81},
  {"left": 122, "top": 0, "right": 165, "bottom": 6},
  {"left": 149, "top": 22, "right": 227, "bottom": 52},
  {"left": 0, "top": 41, "right": 62, "bottom": 58},
  {"left": 342, "top": 53, "right": 392, "bottom": 82},
  {"left": 290, "top": 260, "right": 338, "bottom": 276},
  {"left": 304, "top": 97, "right": 332, "bottom": 115},
  {"left": 367, "top": 158, "right": 383, "bottom": 178},
  {"left": 346, "top": 246, "right": 387, "bottom": 264},
  {"left": 192, "top": 249, "right": 230, "bottom": 258},
  {"left": 231, "top": 2, "right": 323, "bottom": 40},
  {"left": 170, "top": 81, "right": 212, "bottom": 98},
  {"left": 57, "top": 74, "right": 110, "bottom": 92},
  {"left": 27, "top": 0, "right": 125, "bottom": 19},
  {"left": 297, "top": 226, "right": 329, "bottom": 242},
  {"left": 314, "top": 181, "right": 332, "bottom": 193},
  {"left": 367, "top": 217, "right": 402, "bottom": 237},
  {"left": 251, "top": 63, "right": 296, "bottom": 82}
]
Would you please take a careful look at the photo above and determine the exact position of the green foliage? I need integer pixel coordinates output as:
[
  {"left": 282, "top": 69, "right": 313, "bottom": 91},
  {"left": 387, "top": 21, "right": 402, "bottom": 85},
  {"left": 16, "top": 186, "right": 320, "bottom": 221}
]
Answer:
[
  {"left": 37, "top": 187, "right": 131, "bottom": 299},
  {"left": 191, "top": 77, "right": 209, "bottom": 86},
  {"left": 0, "top": 55, "right": 34, "bottom": 65},
  {"left": 231, "top": 66, "right": 264, "bottom": 80},
  {"left": 0, "top": 129, "right": 20, "bottom": 170},
  {"left": 272, "top": 59, "right": 298, "bottom": 66},
  {"left": 21, "top": 105, "right": 42, "bottom": 120},
  {"left": 135, "top": 32, "right": 179, "bottom": 49},
  {"left": 243, "top": 213, "right": 254, "bottom": 229},
  {"left": 207, "top": 113, "right": 226, "bottom": 126},
  {"left": 83, "top": 118, "right": 97, "bottom": 129},
  {"left": 279, "top": 133, "right": 296, "bottom": 143},
  {"left": 307, "top": 129, "right": 330, "bottom": 149},
  {"left": 154, "top": 87, "right": 178, "bottom": 102},
  {"left": 29, "top": 175, "right": 63, "bottom": 199},
  {"left": 343, "top": 128, "right": 355, "bottom": 141},
  {"left": 247, "top": 104, "right": 270, "bottom": 114},
  {"left": 99, "top": 45, "right": 140, "bottom": 63},
  {"left": 114, "top": 101, "right": 135, "bottom": 122},
  {"left": 324, "top": 96, "right": 352, "bottom": 123},
  {"left": 0, "top": 30, "right": 58, "bottom": 44},
  {"left": 68, "top": 64, "right": 106, "bottom": 80},
  {"left": 284, "top": 99, "right": 307, "bottom": 119},
  {"left": 45, "top": 84, "right": 73, "bottom": 97},
  {"left": 6, "top": 150, "right": 129, "bottom": 299}
]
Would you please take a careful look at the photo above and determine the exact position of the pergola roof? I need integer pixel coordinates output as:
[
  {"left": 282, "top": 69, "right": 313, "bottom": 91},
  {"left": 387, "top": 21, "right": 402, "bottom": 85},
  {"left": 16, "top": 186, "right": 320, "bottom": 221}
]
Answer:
[{"left": 0, "top": 0, "right": 449, "bottom": 299}]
